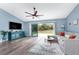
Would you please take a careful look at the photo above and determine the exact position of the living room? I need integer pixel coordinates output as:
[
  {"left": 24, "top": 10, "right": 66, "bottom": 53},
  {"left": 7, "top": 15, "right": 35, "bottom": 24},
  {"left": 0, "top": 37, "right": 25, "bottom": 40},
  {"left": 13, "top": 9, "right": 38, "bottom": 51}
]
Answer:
[{"left": 0, "top": 3, "right": 79, "bottom": 55}]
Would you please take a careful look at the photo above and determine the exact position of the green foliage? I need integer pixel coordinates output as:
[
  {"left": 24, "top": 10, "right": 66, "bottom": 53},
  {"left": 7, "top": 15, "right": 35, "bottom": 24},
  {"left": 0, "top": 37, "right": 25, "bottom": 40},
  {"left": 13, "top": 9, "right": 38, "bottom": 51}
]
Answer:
[
  {"left": 0, "top": 31, "right": 8, "bottom": 35},
  {"left": 0, "top": 31, "right": 8, "bottom": 40},
  {"left": 38, "top": 24, "right": 53, "bottom": 31}
]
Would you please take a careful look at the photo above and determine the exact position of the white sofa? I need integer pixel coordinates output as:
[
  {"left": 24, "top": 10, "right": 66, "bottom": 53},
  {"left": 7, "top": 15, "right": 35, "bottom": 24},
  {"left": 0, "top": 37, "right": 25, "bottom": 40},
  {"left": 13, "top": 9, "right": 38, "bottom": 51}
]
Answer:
[
  {"left": 64, "top": 40, "right": 79, "bottom": 55},
  {"left": 58, "top": 35, "right": 79, "bottom": 55}
]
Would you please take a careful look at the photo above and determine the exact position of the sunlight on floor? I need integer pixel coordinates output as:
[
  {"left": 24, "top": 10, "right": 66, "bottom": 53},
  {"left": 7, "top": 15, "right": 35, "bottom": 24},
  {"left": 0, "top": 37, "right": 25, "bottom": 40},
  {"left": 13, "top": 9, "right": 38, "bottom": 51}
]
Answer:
[{"left": 38, "top": 30, "right": 55, "bottom": 37}]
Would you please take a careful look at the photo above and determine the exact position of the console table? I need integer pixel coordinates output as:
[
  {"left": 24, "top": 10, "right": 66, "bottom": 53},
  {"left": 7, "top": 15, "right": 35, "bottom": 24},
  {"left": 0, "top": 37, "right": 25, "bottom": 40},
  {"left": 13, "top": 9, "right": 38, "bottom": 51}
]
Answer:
[{"left": 8, "top": 31, "right": 25, "bottom": 41}]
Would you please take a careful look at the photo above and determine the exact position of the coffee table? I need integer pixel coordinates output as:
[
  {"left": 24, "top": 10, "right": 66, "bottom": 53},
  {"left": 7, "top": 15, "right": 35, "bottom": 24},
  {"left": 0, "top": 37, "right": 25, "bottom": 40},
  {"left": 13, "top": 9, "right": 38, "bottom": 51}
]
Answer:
[{"left": 47, "top": 36, "right": 59, "bottom": 45}]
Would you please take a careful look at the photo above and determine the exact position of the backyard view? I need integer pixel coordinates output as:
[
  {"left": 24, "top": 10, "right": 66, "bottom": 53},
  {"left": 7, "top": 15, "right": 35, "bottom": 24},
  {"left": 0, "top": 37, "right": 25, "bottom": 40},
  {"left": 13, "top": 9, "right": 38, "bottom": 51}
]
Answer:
[{"left": 38, "top": 23, "right": 55, "bottom": 36}]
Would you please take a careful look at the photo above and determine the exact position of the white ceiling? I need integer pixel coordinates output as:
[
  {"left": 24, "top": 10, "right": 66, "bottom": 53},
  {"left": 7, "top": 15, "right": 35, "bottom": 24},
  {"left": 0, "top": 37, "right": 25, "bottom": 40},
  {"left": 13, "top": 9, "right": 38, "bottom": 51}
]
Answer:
[{"left": 0, "top": 3, "right": 78, "bottom": 22}]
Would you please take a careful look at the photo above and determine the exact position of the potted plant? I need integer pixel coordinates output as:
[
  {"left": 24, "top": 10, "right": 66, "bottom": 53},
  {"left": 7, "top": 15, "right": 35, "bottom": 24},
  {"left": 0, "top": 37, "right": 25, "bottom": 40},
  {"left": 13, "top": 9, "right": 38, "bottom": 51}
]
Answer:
[{"left": 0, "top": 31, "right": 8, "bottom": 40}]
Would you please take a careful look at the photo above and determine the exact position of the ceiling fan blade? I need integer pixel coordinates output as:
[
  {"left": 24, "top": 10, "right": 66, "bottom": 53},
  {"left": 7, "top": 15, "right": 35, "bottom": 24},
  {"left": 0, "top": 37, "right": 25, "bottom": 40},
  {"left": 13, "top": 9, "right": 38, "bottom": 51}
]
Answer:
[
  {"left": 35, "top": 11, "right": 38, "bottom": 14},
  {"left": 26, "top": 15, "right": 32, "bottom": 17},
  {"left": 25, "top": 12, "right": 32, "bottom": 15},
  {"left": 36, "top": 15, "right": 44, "bottom": 17},
  {"left": 33, "top": 11, "right": 38, "bottom": 16},
  {"left": 26, "top": 15, "right": 35, "bottom": 19}
]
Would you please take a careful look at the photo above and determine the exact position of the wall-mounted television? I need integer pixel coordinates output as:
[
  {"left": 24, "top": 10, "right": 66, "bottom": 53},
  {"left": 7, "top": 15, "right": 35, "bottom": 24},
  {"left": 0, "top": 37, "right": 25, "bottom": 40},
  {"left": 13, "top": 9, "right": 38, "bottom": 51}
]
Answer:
[{"left": 9, "top": 22, "right": 22, "bottom": 29}]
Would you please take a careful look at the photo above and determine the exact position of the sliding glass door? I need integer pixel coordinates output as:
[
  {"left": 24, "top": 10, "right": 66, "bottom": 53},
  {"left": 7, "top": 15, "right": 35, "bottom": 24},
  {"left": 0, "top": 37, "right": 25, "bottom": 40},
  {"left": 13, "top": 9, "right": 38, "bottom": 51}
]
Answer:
[{"left": 31, "top": 24, "right": 38, "bottom": 37}]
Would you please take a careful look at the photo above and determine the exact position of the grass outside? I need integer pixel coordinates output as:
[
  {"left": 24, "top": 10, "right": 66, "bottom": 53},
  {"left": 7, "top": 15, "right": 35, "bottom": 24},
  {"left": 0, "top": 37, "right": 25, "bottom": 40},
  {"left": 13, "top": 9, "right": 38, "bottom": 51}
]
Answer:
[
  {"left": 38, "top": 30, "right": 53, "bottom": 33},
  {"left": 32, "top": 30, "right": 55, "bottom": 36}
]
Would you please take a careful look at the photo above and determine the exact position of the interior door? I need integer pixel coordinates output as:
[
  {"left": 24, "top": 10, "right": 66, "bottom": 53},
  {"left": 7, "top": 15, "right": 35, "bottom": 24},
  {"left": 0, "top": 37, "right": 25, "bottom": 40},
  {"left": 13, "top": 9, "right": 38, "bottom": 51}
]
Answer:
[{"left": 31, "top": 24, "right": 38, "bottom": 37}]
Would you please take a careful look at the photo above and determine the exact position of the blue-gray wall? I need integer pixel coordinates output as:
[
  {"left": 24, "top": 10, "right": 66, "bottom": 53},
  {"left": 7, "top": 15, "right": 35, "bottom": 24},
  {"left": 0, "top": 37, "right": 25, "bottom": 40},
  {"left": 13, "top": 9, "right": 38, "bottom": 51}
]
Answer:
[
  {"left": 23, "top": 22, "right": 29, "bottom": 36},
  {"left": 66, "top": 4, "right": 79, "bottom": 33}
]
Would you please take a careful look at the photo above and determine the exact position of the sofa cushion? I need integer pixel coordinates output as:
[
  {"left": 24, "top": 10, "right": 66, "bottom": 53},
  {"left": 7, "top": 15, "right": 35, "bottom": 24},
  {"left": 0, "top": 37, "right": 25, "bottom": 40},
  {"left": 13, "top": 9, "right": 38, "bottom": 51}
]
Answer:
[
  {"left": 69, "top": 35, "right": 76, "bottom": 40},
  {"left": 59, "top": 32, "right": 65, "bottom": 36}
]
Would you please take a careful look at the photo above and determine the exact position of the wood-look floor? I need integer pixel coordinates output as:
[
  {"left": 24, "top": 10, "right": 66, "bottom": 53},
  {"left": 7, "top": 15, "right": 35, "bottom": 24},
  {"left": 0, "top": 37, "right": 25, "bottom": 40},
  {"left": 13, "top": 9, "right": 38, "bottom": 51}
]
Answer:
[{"left": 0, "top": 37, "right": 39, "bottom": 55}]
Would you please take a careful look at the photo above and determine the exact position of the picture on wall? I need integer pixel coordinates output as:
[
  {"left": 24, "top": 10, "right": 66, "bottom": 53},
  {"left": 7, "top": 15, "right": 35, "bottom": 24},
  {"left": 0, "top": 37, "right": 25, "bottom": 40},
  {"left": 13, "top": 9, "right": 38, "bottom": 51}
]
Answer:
[{"left": 73, "top": 19, "right": 78, "bottom": 25}]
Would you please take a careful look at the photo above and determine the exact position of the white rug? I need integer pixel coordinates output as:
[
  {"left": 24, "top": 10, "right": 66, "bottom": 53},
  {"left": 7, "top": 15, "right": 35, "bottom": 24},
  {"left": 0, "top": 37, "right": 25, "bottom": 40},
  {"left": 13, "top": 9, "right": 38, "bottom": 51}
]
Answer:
[{"left": 28, "top": 39, "right": 64, "bottom": 55}]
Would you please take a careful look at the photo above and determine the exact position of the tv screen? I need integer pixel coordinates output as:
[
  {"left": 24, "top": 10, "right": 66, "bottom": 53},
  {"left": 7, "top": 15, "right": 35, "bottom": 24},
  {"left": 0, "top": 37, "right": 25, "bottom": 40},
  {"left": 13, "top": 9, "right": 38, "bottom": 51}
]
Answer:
[{"left": 9, "top": 22, "right": 22, "bottom": 29}]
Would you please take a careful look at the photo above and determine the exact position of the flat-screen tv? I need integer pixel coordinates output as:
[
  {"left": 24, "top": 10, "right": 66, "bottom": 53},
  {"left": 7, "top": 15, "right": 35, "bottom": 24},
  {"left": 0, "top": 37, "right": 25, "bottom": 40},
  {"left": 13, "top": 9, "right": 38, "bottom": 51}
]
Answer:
[{"left": 9, "top": 22, "right": 22, "bottom": 29}]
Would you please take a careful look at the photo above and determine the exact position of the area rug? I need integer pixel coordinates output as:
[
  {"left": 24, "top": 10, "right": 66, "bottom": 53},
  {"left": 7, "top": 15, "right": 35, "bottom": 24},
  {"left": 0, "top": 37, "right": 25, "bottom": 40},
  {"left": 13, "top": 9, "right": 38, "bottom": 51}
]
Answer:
[{"left": 28, "top": 41, "right": 64, "bottom": 55}]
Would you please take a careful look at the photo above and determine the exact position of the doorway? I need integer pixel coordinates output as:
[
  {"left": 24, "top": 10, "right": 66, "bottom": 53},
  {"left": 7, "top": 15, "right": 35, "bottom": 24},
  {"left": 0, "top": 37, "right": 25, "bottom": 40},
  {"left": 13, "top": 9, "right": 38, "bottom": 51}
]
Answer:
[{"left": 31, "top": 23, "right": 55, "bottom": 37}]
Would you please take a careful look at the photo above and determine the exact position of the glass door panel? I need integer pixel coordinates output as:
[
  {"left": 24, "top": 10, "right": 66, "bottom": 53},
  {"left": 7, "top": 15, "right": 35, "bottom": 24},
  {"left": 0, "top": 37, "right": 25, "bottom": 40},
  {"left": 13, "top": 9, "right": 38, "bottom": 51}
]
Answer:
[{"left": 31, "top": 24, "right": 38, "bottom": 37}]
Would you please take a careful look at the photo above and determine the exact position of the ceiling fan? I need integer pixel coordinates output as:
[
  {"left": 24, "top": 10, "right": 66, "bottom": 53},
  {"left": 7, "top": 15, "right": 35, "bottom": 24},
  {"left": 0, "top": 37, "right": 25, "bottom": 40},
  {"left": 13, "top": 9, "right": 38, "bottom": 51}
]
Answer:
[{"left": 25, "top": 7, "right": 43, "bottom": 19}]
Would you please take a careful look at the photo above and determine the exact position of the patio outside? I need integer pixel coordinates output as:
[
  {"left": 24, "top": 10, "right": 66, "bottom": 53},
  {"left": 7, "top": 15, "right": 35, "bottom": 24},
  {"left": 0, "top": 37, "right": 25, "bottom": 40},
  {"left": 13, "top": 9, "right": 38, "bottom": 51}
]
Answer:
[{"left": 38, "top": 23, "right": 55, "bottom": 37}]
